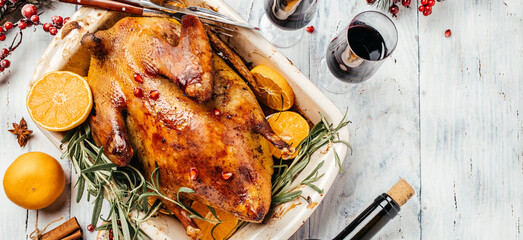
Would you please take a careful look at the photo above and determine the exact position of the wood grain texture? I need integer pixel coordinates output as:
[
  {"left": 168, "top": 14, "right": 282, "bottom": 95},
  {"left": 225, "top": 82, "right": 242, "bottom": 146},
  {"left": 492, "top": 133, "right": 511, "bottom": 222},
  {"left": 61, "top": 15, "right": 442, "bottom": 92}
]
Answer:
[
  {"left": 419, "top": 0, "right": 523, "bottom": 239},
  {"left": 0, "top": 0, "right": 521, "bottom": 239}
]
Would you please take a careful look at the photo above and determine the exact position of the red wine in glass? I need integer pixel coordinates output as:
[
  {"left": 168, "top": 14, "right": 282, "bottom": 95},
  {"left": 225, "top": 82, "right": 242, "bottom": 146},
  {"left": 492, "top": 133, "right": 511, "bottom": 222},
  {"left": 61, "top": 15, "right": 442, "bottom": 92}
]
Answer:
[
  {"left": 264, "top": 0, "right": 318, "bottom": 30},
  {"left": 259, "top": 0, "right": 318, "bottom": 48},
  {"left": 325, "top": 11, "right": 397, "bottom": 84}
]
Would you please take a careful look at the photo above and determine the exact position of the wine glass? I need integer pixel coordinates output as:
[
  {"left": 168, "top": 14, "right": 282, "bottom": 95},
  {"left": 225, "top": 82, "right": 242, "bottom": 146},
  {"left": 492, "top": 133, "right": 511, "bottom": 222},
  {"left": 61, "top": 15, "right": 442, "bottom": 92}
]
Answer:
[
  {"left": 318, "top": 11, "right": 398, "bottom": 93},
  {"left": 259, "top": 0, "right": 318, "bottom": 48}
]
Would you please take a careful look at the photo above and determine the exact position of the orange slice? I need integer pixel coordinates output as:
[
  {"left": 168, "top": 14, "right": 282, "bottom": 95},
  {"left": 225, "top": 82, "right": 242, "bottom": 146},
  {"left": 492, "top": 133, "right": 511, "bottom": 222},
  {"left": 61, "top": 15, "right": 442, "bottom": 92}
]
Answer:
[
  {"left": 192, "top": 201, "right": 240, "bottom": 240},
  {"left": 250, "top": 65, "right": 295, "bottom": 111},
  {"left": 267, "top": 111, "right": 310, "bottom": 159},
  {"left": 27, "top": 71, "right": 93, "bottom": 132}
]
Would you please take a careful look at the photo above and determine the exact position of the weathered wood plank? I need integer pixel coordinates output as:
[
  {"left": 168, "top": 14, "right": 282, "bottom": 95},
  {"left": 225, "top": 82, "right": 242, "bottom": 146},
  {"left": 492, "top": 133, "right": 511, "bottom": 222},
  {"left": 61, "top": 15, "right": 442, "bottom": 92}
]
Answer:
[
  {"left": 419, "top": 0, "right": 523, "bottom": 239},
  {"left": 306, "top": 0, "right": 421, "bottom": 239}
]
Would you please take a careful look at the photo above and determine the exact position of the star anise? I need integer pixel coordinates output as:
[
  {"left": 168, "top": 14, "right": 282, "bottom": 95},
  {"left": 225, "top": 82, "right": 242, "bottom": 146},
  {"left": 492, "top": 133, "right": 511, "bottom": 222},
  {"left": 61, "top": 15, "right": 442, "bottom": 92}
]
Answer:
[{"left": 8, "top": 117, "right": 33, "bottom": 147}]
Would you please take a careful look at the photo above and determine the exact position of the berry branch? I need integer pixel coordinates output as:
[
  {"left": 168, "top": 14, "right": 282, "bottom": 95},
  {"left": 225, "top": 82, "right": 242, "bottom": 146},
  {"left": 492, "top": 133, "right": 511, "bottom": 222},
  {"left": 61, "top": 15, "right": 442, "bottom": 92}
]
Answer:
[
  {"left": 367, "top": 0, "right": 444, "bottom": 17},
  {"left": 0, "top": 3, "right": 69, "bottom": 72}
]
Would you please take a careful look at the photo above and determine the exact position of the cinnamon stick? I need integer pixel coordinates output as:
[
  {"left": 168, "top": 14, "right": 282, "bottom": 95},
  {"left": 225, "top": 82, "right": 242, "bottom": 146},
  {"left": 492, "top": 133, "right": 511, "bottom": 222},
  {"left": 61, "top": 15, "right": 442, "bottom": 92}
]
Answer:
[
  {"left": 60, "top": 229, "right": 82, "bottom": 240},
  {"left": 41, "top": 217, "right": 82, "bottom": 240}
]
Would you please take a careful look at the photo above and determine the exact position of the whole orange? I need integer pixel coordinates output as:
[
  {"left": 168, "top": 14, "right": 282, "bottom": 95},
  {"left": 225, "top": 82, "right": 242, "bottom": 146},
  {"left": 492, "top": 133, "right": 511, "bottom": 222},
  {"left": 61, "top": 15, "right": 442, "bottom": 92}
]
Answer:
[{"left": 3, "top": 152, "right": 65, "bottom": 209}]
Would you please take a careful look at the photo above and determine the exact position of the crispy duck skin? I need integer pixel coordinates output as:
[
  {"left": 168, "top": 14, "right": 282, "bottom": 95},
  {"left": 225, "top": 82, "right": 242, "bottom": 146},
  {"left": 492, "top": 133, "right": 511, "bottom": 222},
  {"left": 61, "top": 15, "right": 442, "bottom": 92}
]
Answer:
[{"left": 81, "top": 15, "right": 293, "bottom": 232}]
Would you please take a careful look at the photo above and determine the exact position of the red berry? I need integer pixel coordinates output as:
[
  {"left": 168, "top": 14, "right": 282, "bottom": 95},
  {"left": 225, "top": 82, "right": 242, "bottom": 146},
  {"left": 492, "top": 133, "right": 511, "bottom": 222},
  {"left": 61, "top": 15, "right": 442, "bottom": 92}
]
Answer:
[
  {"left": 18, "top": 21, "right": 26, "bottom": 29},
  {"left": 423, "top": 9, "right": 432, "bottom": 16},
  {"left": 31, "top": 15, "right": 39, "bottom": 23},
  {"left": 51, "top": 16, "right": 63, "bottom": 26},
  {"left": 389, "top": 4, "right": 399, "bottom": 16},
  {"left": 445, "top": 29, "right": 451, "bottom": 37},
  {"left": 0, "top": 34, "right": 5, "bottom": 41},
  {"left": 87, "top": 224, "right": 95, "bottom": 232},
  {"left": 64, "top": 17, "right": 70, "bottom": 24},
  {"left": 402, "top": 0, "right": 410, "bottom": 7},
  {"left": 4, "top": 22, "right": 13, "bottom": 30},
  {"left": 1, "top": 48, "right": 9, "bottom": 57},
  {"left": 21, "top": 4, "right": 37, "bottom": 18},
  {"left": 43, "top": 23, "right": 51, "bottom": 32},
  {"left": 418, "top": 5, "right": 425, "bottom": 12},
  {"left": 0, "top": 0, "right": 5, "bottom": 6},
  {"left": 0, "top": 67, "right": 4, "bottom": 72},
  {"left": 1, "top": 59, "right": 10, "bottom": 68},
  {"left": 420, "top": 0, "right": 428, "bottom": 5},
  {"left": 428, "top": 0, "right": 435, "bottom": 6},
  {"left": 49, "top": 27, "right": 58, "bottom": 36},
  {"left": 306, "top": 26, "right": 314, "bottom": 33},
  {"left": 424, "top": 5, "right": 432, "bottom": 11},
  {"left": 366, "top": 0, "right": 375, "bottom": 3},
  {"left": 109, "top": 234, "right": 114, "bottom": 240},
  {"left": 0, "top": 28, "right": 3, "bottom": 34}
]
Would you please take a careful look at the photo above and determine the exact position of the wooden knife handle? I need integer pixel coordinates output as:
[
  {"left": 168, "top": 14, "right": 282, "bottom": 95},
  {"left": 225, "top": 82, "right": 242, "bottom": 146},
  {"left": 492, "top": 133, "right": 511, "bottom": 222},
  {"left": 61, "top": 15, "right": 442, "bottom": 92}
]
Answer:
[{"left": 58, "top": 0, "right": 144, "bottom": 15}]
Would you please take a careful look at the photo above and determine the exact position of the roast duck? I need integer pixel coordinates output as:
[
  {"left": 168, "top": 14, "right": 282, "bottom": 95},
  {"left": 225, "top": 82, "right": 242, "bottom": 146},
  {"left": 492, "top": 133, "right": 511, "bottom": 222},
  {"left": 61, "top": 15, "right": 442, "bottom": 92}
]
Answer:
[{"left": 81, "top": 15, "right": 293, "bottom": 237}]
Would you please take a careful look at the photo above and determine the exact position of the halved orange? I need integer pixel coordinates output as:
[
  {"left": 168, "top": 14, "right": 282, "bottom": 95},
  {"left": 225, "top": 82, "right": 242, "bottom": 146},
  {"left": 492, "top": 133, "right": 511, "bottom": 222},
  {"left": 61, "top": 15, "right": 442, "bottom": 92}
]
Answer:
[
  {"left": 250, "top": 65, "right": 295, "bottom": 111},
  {"left": 192, "top": 201, "right": 240, "bottom": 240},
  {"left": 267, "top": 111, "right": 310, "bottom": 159},
  {"left": 27, "top": 71, "right": 92, "bottom": 132}
]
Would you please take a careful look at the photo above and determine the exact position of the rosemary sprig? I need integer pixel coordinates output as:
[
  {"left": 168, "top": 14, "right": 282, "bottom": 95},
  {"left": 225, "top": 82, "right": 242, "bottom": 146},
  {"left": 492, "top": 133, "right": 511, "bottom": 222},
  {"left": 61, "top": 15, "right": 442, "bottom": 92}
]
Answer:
[
  {"left": 61, "top": 124, "right": 214, "bottom": 240},
  {"left": 271, "top": 111, "right": 352, "bottom": 205}
]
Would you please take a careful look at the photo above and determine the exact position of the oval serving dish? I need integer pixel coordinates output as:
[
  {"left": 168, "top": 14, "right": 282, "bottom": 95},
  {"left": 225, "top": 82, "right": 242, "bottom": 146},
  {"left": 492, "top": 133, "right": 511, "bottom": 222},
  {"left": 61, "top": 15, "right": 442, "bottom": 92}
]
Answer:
[{"left": 30, "top": 1, "right": 350, "bottom": 239}]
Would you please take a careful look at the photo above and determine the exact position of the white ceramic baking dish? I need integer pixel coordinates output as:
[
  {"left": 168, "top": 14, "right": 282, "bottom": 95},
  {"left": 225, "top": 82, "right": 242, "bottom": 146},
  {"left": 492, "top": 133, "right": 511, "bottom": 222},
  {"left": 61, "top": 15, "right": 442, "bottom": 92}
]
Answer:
[{"left": 30, "top": 1, "right": 350, "bottom": 239}]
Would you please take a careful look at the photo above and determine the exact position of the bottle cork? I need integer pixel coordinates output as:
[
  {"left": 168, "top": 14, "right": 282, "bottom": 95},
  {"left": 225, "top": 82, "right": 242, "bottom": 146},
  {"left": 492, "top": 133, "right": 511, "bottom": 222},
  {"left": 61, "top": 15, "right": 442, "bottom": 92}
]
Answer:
[{"left": 387, "top": 179, "right": 415, "bottom": 207}]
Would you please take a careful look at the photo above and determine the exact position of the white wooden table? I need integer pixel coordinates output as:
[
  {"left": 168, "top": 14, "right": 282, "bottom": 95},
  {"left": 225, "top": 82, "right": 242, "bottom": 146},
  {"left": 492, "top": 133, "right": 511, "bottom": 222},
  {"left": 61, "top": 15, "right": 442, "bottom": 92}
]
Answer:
[{"left": 1, "top": 1, "right": 522, "bottom": 239}]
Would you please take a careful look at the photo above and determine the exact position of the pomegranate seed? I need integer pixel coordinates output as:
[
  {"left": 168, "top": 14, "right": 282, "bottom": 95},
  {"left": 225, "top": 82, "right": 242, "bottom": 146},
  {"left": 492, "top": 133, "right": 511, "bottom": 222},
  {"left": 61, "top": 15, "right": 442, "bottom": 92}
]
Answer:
[
  {"left": 190, "top": 167, "right": 198, "bottom": 180},
  {"left": 0, "top": 0, "right": 5, "bottom": 6},
  {"left": 49, "top": 27, "right": 58, "bottom": 36},
  {"left": 424, "top": 5, "right": 432, "bottom": 12},
  {"left": 420, "top": 0, "right": 428, "bottom": 5},
  {"left": 21, "top": 4, "right": 37, "bottom": 18},
  {"left": 64, "top": 17, "right": 70, "bottom": 24},
  {"left": 134, "top": 73, "right": 143, "bottom": 83},
  {"left": 87, "top": 224, "right": 95, "bottom": 232},
  {"left": 0, "top": 34, "right": 5, "bottom": 41},
  {"left": 0, "top": 67, "right": 4, "bottom": 72},
  {"left": 418, "top": 5, "right": 425, "bottom": 12},
  {"left": 30, "top": 15, "right": 39, "bottom": 24},
  {"left": 221, "top": 172, "right": 232, "bottom": 180},
  {"left": 133, "top": 88, "right": 143, "bottom": 97},
  {"left": 445, "top": 29, "right": 451, "bottom": 37},
  {"left": 428, "top": 0, "right": 435, "bottom": 6},
  {"left": 149, "top": 90, "right": 160, "bottom": 100},
  {"left": 4, "top": 22, "right": 13, "bottom": 30},
  {"left": 306, "top": 26, "right": 314, "bottom": 33},
  {"left": 213, "top": 109, "right": 221, "bottom": 116},
  {"left": 43, "top": 23, "right": 51, "bottom": 32},
  {"left": 52, "top": 16, "right": 63, "bottom": 26},
  {"left": 423, "top": 10, "right": 432, "bottom": 16}
]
